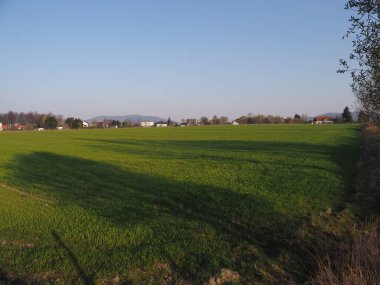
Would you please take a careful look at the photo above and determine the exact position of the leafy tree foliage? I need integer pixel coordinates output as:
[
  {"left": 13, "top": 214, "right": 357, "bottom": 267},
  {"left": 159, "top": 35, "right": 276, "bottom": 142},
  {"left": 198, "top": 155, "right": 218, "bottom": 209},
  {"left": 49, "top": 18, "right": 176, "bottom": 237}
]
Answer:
[
  {"left": 0, "top": 111, "right": 62, "bottom": 129},
  {"left": 44, "top": 116, "right": 58, "bottom": 130},
  {"left": 111, "top": 120, "right": 121, "bottom": 127},
  {"left": 122, "top": 120, "right": 135, "bottom": 127},
  {"left": 342, "top": 106, "right": 353, "bottom": 122},
  {"left": 200, "top": 116, "right": 209, "bottom": 125},
  {"left": 236, "top": 113, "right": 306, "bottom": 124},
  {"left": 358, "top": 109, "right": 370, "bottom": 123},
  {"left": 339, "top": 0, "right": 380, "bottom": 123},
  {"left": 220, "top": 116, "right": 229, "bottom": 124},
  {"left": 65, "top": 117, "right": 82, "bottom": 129}
]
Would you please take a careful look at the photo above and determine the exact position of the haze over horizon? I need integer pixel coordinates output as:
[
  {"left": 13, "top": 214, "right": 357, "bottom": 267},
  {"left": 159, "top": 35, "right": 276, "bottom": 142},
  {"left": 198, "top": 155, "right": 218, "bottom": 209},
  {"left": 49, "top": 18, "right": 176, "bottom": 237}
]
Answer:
[{"left": 0, "top": 0, "right": 355, "bottom": 121}]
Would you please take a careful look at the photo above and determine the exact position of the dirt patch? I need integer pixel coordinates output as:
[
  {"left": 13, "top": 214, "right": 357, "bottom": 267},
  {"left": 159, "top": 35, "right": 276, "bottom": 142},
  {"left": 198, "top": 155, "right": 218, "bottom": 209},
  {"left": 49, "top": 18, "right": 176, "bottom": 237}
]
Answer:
[
  {"left": 0, "top": 239, "right": 34, "bottom": 249},
  {"left": 205, "top": 268, "right": 241, "bottom": 285},
  {"left": 0, "top": 270, "right": 63, "bottom": 285},
  {"left": 126, "top": 263, "right": 175, "bottom": 285}
]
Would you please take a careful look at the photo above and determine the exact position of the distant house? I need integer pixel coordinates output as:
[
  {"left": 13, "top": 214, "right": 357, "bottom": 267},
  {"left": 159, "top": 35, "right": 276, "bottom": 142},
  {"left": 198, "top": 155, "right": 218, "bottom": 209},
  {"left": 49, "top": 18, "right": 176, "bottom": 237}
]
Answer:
[
  {"left": 37, "top": 128, "right": 44, "bottom": 131},
  {"left": 103, "top": 119, "right": 113, "bottom": 128},
  {"left": 14, "top": 123, "right": 25, "bottom": 130},
  {"left": 57, "top": 126, "right": 64, "bottom": 130},
  {"left": 140, "top": 121, "right": 155, "bottom": 127},
  {"left": 0, "top": 122, "right": 2, "bottom": 131},
  {"left": 82, "top": 121, "right": 89, "bottom": 128},
  {"left": 186, "top": 119, "right": 198, "bottom": 126},
  {"left": 92, "top": 121, "right": 103, "bottom": 128},
  {"left": 2, "top": 124, "right": 11, "bottom": 131},
  {"left": 313, "top": 116, "right": 334, "bottom": 124},
  {"left": 155, "top": 121, "right": 168, "bottom": 127},
  {"left": 232, "top": 121, "right": 239, "bottom": 126}
]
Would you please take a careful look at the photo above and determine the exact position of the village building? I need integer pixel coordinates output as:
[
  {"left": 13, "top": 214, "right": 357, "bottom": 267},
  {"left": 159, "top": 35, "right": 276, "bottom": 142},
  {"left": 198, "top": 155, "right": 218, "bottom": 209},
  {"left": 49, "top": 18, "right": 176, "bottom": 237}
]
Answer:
[
  {"left": 155, "top": 121, "right": 168, "bottom": 127},
  {"left": 313, "top": 116, "right": 334, "bottom": 124},
  {"left": 103, "top": 119, "right": 113, "bottom": 128},
  {"left": 141, "top": 121, "right": 155, "bottom": 127}
]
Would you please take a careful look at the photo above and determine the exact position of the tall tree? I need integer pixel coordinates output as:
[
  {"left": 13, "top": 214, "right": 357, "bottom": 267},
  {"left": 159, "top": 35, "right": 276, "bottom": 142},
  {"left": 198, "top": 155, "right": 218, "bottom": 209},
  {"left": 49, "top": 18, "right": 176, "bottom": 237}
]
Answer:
[
  {"left": 111, "top": 120, "right": 121, "bottom": 127},
  {"left": 339, "top": 0, "right": 380, "bottom": 123},
  {"left": 37, "top": 114, "right": 47, "bottom": 128},
  {"left": 65, "top": 117, "right": 82, "bottom": 129},
  {"left": 6, "top": 111, "right": 16, "bottom": 126},
  {"left": 342, "top": 106, "right": 353, "bottom": 122},
  {"left": 211, "top": 115, "right": 220, "bottom": 125},
  {"left": 200, "top": 116, "right": 209, "bottom": 125},
  {"left": 45, "top": 116, "right": 58, "bottom": 130},
  {"left": 220, "top": 116, "right": 229, "bottom": 124},
  {"left": 358, "top": 110, "right": 370, "bottom": 123}
]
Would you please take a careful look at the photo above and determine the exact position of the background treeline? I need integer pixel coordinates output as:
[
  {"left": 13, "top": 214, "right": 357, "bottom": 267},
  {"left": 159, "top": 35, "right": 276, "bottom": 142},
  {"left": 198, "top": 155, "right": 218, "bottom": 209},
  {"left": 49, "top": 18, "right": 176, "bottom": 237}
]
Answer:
[
  {"left": 191, "top": 114, "right": 308, "bottom": 125},
  {"left": 0, "top": 106, "right": 369, "bottom": 131},
  {"left": 234, "top": 113, "right": 309, "bottom": 124},
  {"left": 0, "top": 111, "right": 64, "bottom": 130}
]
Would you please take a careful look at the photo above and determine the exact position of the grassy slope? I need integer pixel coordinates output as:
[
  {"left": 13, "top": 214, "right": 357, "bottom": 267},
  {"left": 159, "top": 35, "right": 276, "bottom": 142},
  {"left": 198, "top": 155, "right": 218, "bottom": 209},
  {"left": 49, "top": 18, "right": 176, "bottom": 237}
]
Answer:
[{"left": 0, "top": 125, "right": 360, "bottom": 284}]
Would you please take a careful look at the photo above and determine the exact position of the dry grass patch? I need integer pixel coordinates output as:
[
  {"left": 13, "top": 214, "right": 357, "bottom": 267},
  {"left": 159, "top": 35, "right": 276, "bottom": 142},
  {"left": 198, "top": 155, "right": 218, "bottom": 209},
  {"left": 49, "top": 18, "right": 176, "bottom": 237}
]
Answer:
[{"left": 308, "top": 219, "right": 380, "bottom": 285}]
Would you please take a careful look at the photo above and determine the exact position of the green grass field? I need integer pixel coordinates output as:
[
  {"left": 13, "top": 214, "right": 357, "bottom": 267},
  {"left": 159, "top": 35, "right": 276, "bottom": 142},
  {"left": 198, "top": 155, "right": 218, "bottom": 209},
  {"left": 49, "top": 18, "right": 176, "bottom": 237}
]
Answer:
[{"left": 0, "top": 124, "right": 360, "bottom": 284}]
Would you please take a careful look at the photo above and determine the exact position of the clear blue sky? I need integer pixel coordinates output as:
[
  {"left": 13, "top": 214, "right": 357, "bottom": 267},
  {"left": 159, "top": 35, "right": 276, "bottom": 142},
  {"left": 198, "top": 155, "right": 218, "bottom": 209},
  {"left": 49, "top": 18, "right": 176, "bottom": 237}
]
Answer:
[{"left": 0, "top": 0, "right": 354, "bottom": 120}]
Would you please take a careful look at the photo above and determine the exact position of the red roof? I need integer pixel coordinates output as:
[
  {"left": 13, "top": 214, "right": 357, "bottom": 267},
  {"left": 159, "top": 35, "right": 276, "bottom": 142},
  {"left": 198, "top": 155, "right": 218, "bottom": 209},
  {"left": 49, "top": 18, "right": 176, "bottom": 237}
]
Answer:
[{"left": 315, "top": 115, "right": 334, "bottom": 121}]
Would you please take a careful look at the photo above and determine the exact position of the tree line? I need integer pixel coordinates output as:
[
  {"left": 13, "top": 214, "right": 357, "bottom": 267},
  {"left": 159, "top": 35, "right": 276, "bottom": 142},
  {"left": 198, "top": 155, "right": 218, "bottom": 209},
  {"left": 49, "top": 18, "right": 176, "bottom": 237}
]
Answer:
[
  {"left": 235, "top": 113, "right": 309, "bottom": 124},
  {"left": 0, "top": 111, "right": 64, "bottom": 130},
  {"left": 0, "top": 106, "right": 365, "bottom": 131}
]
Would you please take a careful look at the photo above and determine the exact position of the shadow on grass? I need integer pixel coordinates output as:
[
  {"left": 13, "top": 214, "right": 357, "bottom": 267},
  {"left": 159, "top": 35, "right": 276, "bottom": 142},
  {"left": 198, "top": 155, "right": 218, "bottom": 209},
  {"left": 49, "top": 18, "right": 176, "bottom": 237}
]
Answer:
[
  {"left": 4, "top": 134, "right": 359, "bottom": 282},
  {"left": 78, "top": 138, "right": 358, "bottom": 173},
  {"left": 6, "top": 152, "right": 290, "bottom": 253},
  {"left": 51, "top": 230, "right": 94, "bottom": 285},
  {"left": 5, "top": 151, "right": 300, "bottom": 282},
  {"left": 79, "top": 138, "right": 360, "bottom": 206},
  {"left": 0, "top": 269, "right": 25, "bottom": 285}
]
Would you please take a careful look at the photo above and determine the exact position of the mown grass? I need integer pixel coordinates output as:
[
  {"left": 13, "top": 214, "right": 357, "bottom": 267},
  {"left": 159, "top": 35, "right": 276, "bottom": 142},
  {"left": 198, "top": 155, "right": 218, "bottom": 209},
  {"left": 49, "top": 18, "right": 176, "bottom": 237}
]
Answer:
[{"left": 0, "top": 124, "right": 360, "bottom": 284}]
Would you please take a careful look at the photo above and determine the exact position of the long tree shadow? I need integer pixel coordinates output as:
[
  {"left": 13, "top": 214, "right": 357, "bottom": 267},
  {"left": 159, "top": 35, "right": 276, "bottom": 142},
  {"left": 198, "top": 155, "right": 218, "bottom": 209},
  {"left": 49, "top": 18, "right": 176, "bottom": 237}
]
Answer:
[
  {"left": 77, "top": 138, "right": 358, "bottom": 174},
  {"left": 51, "top": 230, "right": 94, "bottom": 285},
  {"left": 6, "top": 151, "right": 299, "bottom": 282},
  {"left": 0, "top": 269, "right": 25, "bottom": 285},
  {"left": 6, "top": 152, "right": 291, "bottom": 252},
  {"left": 3, "top": 137, "right": 359, "bottom": 282},
  {"left": 78, "top": 138, "right": 360, "bottom": 205}
]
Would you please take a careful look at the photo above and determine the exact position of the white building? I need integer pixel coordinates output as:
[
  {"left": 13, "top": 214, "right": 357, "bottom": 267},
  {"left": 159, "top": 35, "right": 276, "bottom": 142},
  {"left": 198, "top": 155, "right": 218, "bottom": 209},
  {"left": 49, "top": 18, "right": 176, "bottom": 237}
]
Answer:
[
  {"left": 315, "top": 120, "right": 334, "bottom": 124},
  {"left": 0, "top": 122, "right": 3, "bottom": 131},
  {"left": 232, "top": 121, "right": 239, "bottom": 125},
  {"left": 156, "top": 123, "right": 167, "bottom": 127},
  {"left": 82, "top": 121, "right": 89, "bottom": 128},
  {"left": 140, "top": 121, "right": 155, "bottom": 127}
]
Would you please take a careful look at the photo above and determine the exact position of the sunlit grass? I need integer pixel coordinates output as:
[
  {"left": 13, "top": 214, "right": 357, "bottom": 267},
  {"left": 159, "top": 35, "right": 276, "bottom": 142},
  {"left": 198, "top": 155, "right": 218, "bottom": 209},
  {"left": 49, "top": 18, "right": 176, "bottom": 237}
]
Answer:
[{"left": 0, "top": 124, "right": 360, "bottom": 283}]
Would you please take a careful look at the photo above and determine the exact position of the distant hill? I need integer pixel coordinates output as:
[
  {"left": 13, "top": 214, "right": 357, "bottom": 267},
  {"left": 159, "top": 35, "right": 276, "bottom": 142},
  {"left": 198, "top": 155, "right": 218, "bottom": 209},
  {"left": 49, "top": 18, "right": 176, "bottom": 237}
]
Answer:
[{"left": 87, "top": 114, "right": 166, "bottom": 123}]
